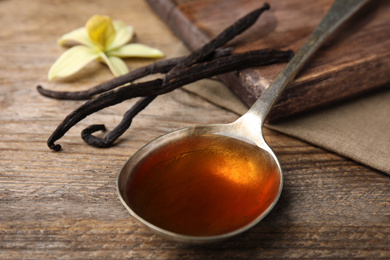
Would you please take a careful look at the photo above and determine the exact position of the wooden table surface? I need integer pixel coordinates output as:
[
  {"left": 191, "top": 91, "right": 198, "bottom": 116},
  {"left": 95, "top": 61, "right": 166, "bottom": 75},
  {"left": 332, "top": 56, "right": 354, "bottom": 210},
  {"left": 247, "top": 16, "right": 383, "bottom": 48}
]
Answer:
[{"left": 1, "top": 0, "right": 389, "bottom": 259}]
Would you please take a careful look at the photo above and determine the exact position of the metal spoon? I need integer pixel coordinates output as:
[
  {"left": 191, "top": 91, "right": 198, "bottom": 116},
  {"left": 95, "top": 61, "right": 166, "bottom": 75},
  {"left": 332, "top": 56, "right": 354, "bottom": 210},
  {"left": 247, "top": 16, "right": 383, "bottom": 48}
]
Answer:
[{"left": 117, "top": 0, "right": 369, "bottom": 243}]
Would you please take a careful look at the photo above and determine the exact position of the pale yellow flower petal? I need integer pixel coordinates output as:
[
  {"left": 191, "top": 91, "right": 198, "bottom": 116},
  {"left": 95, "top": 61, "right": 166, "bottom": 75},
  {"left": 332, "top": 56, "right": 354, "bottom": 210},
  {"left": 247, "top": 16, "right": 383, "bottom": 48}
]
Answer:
[
  {"left": 86, "top": 15, "right": 116, "bottom": 51},
  {"left": 57, "top": 27, "right": 92, "bottom": 47},
  {"left": 108, "top": 23, "right": 134, "bottom": 51},
  {"left": 48, "top": 45, "right": 99, "bottom": 80},
  {"left": 99, "top": 52, "right": 129, "bottom": 76},
  {"left": 113, "top": 20, "right": 127, "bottom": 31},
  {"left": 109, "top": 43, "right": 164, "bottom": 58}
]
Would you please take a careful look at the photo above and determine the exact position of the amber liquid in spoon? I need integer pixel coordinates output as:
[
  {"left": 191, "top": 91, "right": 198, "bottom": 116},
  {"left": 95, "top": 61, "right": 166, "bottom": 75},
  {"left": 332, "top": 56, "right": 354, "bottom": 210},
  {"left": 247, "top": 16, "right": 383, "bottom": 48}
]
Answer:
[{"left": 126, "top": 134, "right": 281, "bottom": 236}]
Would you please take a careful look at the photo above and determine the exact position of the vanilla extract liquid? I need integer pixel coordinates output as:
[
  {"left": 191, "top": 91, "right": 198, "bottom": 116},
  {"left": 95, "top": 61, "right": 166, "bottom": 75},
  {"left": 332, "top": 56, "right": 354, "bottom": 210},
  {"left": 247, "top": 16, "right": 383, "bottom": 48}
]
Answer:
[{"left": 126, "top": 134, "right": 281, "bottom": 236}]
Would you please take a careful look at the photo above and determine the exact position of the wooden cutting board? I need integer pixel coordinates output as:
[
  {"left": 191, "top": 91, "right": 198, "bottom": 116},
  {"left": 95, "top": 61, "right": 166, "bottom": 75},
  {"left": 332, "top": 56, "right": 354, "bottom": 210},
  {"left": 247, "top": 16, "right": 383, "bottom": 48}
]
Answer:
[{"left": 146, "top": 0, "right": 390, "bottom": 120}]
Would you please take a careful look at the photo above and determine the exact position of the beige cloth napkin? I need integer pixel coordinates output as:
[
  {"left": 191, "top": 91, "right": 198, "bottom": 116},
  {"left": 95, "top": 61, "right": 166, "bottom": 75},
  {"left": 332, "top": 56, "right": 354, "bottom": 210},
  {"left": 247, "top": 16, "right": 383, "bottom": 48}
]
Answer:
[{"left": 183, "top": 80, "right": 390, "bottom": 175}]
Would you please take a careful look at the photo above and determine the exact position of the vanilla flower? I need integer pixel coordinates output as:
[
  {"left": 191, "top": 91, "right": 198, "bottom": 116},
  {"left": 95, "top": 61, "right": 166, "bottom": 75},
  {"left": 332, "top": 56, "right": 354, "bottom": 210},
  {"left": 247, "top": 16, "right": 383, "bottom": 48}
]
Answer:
[{"left": 48, "top": 15, "right": 164, "bottom": 80}]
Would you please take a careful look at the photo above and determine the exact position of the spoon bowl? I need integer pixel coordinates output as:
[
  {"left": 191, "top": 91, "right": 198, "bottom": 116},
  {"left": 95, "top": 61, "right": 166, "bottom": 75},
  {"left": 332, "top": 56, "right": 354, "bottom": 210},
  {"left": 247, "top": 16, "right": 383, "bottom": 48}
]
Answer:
[
  {"left": 117, "top": 0, "right": 369, "bottom": 243},
  {"left": 117, "top": 115, "right": 282, "bottom": 242}
]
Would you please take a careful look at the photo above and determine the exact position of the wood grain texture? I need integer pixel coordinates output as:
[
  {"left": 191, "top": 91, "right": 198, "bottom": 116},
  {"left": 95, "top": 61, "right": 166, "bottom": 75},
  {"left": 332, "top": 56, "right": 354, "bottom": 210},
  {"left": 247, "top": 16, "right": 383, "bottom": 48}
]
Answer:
[
  {"left": 146, "top": 0, "right": 390, "bottom": 120},
  {"left": 0, "top": 0, "right": 389, "bottom": 259}
]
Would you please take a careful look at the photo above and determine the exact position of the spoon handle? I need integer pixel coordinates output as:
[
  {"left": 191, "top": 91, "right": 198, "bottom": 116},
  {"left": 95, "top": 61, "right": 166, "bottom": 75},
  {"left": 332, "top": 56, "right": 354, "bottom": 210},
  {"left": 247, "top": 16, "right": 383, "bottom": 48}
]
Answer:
[{"left": 246, "top": 0, "right": 369, "bottom": 124}]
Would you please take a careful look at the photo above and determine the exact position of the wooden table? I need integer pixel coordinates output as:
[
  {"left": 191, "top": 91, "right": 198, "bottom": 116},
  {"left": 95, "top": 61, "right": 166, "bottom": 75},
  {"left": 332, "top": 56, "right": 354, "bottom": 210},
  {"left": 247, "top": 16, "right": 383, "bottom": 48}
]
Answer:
[{"left": 1, "top": 0, "right": 389, "bottom": 259}]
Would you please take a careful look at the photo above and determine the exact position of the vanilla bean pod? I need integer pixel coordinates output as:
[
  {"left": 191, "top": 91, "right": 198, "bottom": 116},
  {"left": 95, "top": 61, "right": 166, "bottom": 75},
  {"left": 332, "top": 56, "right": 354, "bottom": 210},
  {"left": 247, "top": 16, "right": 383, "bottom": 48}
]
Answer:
[
  {"left": 46, "top": 3, "right": 293, "bottom": 151},
  {"left": 81, "top": 96, "right": 156, "bottom": 148},
  {"left": 167, "top": 3, "right": 270, "bottom": 76},
  {"left": 37, "top": 48, "right": 233, "bottom": 100},
  {"left": 47, "top": 78, "right": 161, "bottom": 151},
  {"left": 47, "top": 49, "right": 293, "bottom": 151},
  {"left": 37, "top": 59, "right": 180, "bottom": 100}
]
